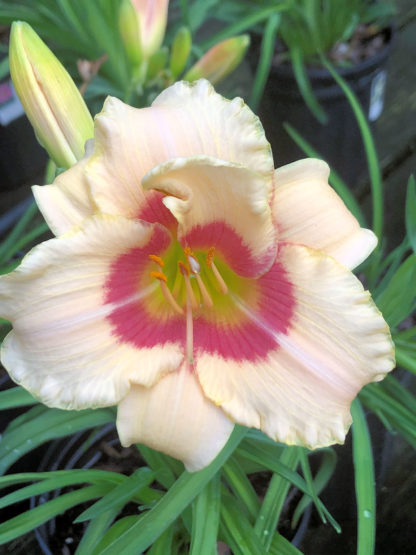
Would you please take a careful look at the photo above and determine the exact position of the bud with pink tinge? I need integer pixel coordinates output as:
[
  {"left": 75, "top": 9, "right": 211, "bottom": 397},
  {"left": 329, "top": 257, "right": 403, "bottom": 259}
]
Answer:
[
  {"left": 119, "top": 0, "right": 169, "bottom": 66},
  {"left": 184, "top": 35, "right": 250, "bottom": 85}
]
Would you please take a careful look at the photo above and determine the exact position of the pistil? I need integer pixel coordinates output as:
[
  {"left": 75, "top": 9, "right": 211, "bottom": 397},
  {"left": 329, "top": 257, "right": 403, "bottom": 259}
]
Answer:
[
  {"left": 178, "top": 261, "right": 199, "bottom": 309},
  {"left": 179, "top": 261, "right": 195, "bottom": 364},
  {"left": 185, "top": 247, "right": 213, "bottom": 308}
]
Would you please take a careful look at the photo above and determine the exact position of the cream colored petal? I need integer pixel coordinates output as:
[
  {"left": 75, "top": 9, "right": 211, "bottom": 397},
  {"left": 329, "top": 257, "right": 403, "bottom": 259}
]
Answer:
[
  {"left": 32, "top": 140, "right": 95, "bottom": 236},
  {"left": 117, "top": 364, "right": 234, "bottom": 472},
  {"left": 196, "top": 243, "right": 394, "bottom": 449},
  {"left": 143, "top": 155, "right": 276, "bottom": 276},
  {"left": 273, "top": 159, "right": 377, "bottom": 269},
  {"left": 0, "top": 215, "right": 183, "bottom": 410},
  {"left": 87, "top": 80, "right": 274, "bottom": 220}
]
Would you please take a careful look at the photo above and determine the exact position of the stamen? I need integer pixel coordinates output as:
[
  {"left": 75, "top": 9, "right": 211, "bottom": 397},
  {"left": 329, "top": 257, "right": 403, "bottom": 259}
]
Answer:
[
  {"left": 148, "top": 254, "right": 164, "bottom": 268},
  {"left": 195, "top": 274, "right": 213, "bottom": 308},
  {"left": 206, "top": 247, "right": 215, "bottom": 267},
  {"left": 206, "top": 247, "right": 228, "bottom": 294},
  {"left": 179, "top": 261, "right": 199, "bottom": 309},
  {"left": 150, "top": 271, "right": 183, "bottom": 315},
  {"left": 149, "top": 270, "right": 167, "bottom": 283}
]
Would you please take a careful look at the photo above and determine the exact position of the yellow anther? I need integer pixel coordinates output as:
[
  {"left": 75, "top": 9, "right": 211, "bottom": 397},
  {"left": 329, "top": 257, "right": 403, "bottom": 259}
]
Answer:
[
  {"left": 206, "top": 247, "right": 215, "bottom": 267},
  {"left": 151, "top": 270, "right": 183, "bottom": 315},
  {"left": 150, "top": 270, "right": 167, "bottom": 283},
  {"left": 148, "top": 254, "right": 164, "bottom": 267},
  {"left": 184, "top": 246, "right": 194, "bottom": 257}
]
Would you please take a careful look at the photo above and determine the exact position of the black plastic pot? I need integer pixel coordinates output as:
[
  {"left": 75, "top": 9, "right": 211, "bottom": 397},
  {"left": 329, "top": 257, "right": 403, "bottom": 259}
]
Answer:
[{"left": 258, "top": 28, "right": 393, "bottom": 187}]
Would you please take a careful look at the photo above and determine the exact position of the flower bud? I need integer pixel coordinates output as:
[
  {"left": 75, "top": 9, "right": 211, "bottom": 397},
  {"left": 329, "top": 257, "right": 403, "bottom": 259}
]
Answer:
[
  {"left": 9, "top": 22, "right": 93, "bottom": 169},
  {"left": 184, "top": 35, "right": 250, "bottom": 85},
  {"left": 120, "top": 0, "right": 169, "bottom": 65},
  {"left": 119, "top": 0, "right": 142, "bottom": 67},
  {"left": 170, "top": 26, "right": 192, "bottom": 79}
]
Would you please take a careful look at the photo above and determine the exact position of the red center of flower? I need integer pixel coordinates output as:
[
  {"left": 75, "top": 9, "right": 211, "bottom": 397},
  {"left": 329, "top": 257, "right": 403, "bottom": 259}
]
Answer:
[{"left": 104, "top": 224, "right": 295, "bottom": 363}]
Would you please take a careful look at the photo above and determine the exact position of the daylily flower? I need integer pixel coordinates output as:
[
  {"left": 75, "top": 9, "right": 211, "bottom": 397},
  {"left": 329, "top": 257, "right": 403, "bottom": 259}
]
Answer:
[{"left": 0, "top": 80, "right": 394, "bottom": 471}]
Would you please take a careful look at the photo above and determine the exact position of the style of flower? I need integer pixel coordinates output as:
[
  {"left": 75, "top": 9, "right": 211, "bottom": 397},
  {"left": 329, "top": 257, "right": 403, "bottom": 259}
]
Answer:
[{"left": 0, "top": 80, "right": 394, "bottom": 471}]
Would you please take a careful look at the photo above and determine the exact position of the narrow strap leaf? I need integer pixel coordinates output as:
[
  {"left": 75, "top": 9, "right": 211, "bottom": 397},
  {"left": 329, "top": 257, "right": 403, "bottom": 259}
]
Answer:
[
  {"left": 351, "top": 399, "right": 376, "bottom": 555},
  {"left": 96, "top": 425, "right": 247, "bottom": 555}
]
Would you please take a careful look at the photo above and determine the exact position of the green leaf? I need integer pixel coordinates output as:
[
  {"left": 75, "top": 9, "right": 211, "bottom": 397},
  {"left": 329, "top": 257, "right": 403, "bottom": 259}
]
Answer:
[
  {"left": 91, "top": 516, "right": 144, "bottom": 555},
  {"left": 95, "top": 426, "right": 247, "bottom": 555},
  {"left": 375, "top": 254, "right": 416, "bottom": 328},
  {"left": 0, "top": 470, "right": 123, "bottom": 509},
  {"left": 395, "top": 343, "right": 416, "bottom": 375},
  {"left": 351, "top": 399, "right": 376, "bottom": 555},
  {"left": 291, "top": 46, "right": 327, "bottom": 124},
  {"left": 269, "top": 533, "right": 305, "bottom": 555},
  {"left": 406, "top": 175, "right": 416, "bottom": 253},
  {"left": 137, "top": 445, "right": 179, "bottom": 489},
  {"left": 0, "top": 386, "right": 38, "bottom": 409},
  {"left": 220, "top": 491, "right": 266, "bottom": 555},
  {"left": 0, "top": 55, "right": 9, "bottom": 79},
  {"left": 147, "top": 523, "right": 176, "bottom": 555},
  {"left": 292, "top": 448, "right": 337, "bottom": 528},
  {"left": 254, "top": 446, "right": 299, "bottom": 550},
  {"left": 189, "top": 473, "right": 221, "bottom": 555},
  {"left": 200, "top": 5, "right": 287, "bottom": 50},
  {"left": 360, "top": 384, "right": 416, "bottom": 448},
  {"left": 0, "top": 222, "right": 49, "bottom": 264},
  {"left": 75, "top": 467, "right": 154, "bottom": 522},
  {"left": 298, "top": 448, "right": 326, "bottom": 523},
  {"left": 249, "top": 12, "right": 280, "bottom": 111},
  {"left": 0, "top": 407, "right": 115, "bottom": 475},
  {"left": 0, "top": 202, "right": 38, "bottom": 265},
  {"left": 373, "top": 236, "right": 411, "bottom": 298},
  {"left": 222, "top": 457, "right": 260, "bottom": 521},
  {"left": 75, "top": 509, "right": 120, "bottom": 555},
  {"left": 0, "top": 483, "right": 112, "bottom": 544},
  {"left": 237, "top": 443, "right": 340, "bottom": 532}
]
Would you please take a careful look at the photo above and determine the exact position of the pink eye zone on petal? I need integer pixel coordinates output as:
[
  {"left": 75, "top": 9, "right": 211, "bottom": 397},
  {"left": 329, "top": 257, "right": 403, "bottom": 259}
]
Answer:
[
  {"left": 104, "top": 224, "right": 185, "bottom": 349},
  {"left": 104, "top": 221, "right": 295, "bottom": 363},
  {"left": 137, "top": 190, "right": 177, "bottom": 231},
  {"left": 183, "top": 221, "right": 276, "bottom": 278}
]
